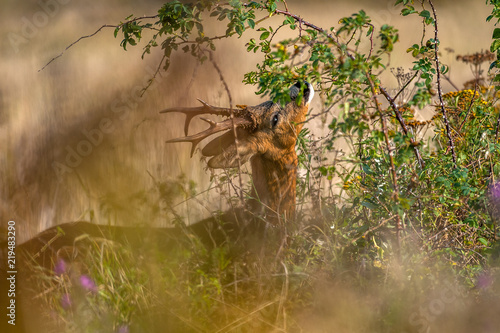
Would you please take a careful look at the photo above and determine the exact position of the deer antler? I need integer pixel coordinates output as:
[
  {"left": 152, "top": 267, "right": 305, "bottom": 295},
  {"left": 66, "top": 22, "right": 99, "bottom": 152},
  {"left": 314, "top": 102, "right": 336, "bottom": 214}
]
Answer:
[
  {"left": 162, "top": 99, "right": 254, "bottom": 157},
  {"left": 165, "top": 117, "right": 252, "bottom": 157},
  {"left": 160, "top": 99, "right": 246, "bottom": 136}
]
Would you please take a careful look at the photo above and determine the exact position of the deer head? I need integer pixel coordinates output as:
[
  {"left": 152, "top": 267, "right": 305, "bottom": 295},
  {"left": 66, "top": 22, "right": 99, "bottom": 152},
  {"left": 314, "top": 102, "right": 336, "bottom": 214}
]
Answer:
[{"left": 161, "top": 82, "right": 314, "bottom": 223}]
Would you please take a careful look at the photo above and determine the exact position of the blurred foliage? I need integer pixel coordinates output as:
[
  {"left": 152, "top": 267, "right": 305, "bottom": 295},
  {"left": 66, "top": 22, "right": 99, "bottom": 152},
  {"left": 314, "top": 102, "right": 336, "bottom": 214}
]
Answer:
[{"left": 34, "top": 0, "right": 500, "bottom": 331}]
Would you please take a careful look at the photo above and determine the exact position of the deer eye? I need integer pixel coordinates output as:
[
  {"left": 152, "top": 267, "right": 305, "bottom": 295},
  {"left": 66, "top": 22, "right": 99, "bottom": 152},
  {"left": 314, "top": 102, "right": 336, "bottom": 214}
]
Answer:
[{"left": 271, "top": 113, "right": 279, "bottom": 128}]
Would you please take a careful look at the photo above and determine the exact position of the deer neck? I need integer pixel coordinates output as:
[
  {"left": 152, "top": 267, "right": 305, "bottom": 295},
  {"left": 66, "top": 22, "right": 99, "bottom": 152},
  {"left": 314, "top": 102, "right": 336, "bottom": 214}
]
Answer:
[{"left": 249, "top": 151, "right": 297, "bottom": 223}]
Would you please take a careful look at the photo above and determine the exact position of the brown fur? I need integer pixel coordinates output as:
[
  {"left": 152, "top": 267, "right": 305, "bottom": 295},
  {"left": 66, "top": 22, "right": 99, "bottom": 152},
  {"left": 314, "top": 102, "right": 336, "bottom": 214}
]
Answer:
[
  {"left": 10, "top": 83, "right": 314, "bottom": 268},
  {"left": 190, "top": 83, "right": 312, "bottom": 223}
]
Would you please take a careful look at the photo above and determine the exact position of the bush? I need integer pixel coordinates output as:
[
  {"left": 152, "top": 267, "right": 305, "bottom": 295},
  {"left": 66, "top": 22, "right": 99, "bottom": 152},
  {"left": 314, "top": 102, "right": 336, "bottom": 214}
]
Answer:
[{"left": 35, "top": 0, "right": 500, "bottom": 331}]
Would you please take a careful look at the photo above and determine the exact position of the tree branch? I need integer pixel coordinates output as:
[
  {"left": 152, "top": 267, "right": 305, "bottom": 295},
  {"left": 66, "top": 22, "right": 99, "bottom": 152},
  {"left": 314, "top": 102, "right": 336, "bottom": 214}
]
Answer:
[
  {"left": 39, "top": 15, "right": 159, "bottom": 72},
  {"left": 429, "top": 0, "right": 456, "bottom": 164}
]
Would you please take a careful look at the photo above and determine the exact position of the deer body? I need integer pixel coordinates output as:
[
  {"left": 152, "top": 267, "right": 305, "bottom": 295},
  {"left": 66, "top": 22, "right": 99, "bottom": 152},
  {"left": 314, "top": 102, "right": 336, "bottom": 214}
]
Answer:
[
  {"left": 166, "top": 82, "right": 313, "bottom": 223},
  {"left": 12, "top": 82, "right": 314, "bottom": 267},
  {"left": 1, "top": 83, "right": 314, "bottom": 333},
  {"left": 249, "top": 98, "right": 308, "bottom": 222},
  {"left": 249, "top": 154, "right": 298, "bottom": 221}
]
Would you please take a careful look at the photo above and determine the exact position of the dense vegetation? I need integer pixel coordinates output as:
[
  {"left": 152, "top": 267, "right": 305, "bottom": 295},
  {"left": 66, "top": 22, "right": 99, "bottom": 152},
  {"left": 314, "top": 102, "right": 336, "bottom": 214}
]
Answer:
[{"left": 32, "top": 1, "right": 500, "bottom": 332}]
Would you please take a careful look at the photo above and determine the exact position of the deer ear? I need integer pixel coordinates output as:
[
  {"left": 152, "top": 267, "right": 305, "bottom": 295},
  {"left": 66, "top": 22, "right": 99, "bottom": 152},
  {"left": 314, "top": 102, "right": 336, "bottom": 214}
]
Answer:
[
  {"left": 206, "top": 142, "right": 255, "bottom": 169},
  {"left": 202, "top": 131, "right": 235, "bottom": 157},
  {"left": 203, "top": 131, "right": 255, "bottom": 169}
]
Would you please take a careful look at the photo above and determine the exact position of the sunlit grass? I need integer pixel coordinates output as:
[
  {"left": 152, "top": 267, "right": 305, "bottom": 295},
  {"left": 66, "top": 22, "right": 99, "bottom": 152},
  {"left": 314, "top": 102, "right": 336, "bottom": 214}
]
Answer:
[
  {"left": 23, "top": 219, "right": 500, "bottom": 332},
  {"left": 3, "top": 0, "right": 500, "bottom": 332}
]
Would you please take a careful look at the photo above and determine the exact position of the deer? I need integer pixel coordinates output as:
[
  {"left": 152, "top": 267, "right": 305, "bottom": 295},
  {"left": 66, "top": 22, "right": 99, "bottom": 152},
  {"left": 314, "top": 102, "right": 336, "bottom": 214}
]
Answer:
[
  {"left": 8, "top": 81, "right": 314, "bottom": 269},
  {"left": 162, "top": 81, "right": 314, "bottom": 223}
]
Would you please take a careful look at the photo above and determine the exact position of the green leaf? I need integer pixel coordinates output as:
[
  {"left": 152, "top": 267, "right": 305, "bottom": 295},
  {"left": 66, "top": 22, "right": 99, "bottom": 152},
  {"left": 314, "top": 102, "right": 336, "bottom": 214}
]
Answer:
[
  {"left": 478, "top": 238, "right": 489, "bottom": 246},
  {"left": 362, "top": 164, "right": 374, "bottom": 175},
  {"left": 163, "top": 59, "right": 170, "bottom": 71},
  {"left": 399, "top": 197, "right": 413, "bottom": 210},
  {"left": 268, "top": 1, "right": 277, "bottom": 12},
  {"left": 366, "top": 25, "right": 374, "bottom": 36},
  {"left": 260, "top": 31, "right": 270, "bottom": 40},
  {"left": 283, "top": 16, "right": 295, "bottom": 25},
  {"left": 493, "top": 28, "right": 500, "bottom": 39},
  {"left": 235, "top": 24, "right": 243, "bottom": 36},
  {"left": 419, "top": 10, "right": 431, "bottom": 19},
  {"left": 401, "top": 7, "right": 416, "bottom": 16},
  {"left": 491, "top": 39, "right": 500, "bottom": 52},
  {"left": 361, "top": 199, "right": 377, "bottom": 210}
]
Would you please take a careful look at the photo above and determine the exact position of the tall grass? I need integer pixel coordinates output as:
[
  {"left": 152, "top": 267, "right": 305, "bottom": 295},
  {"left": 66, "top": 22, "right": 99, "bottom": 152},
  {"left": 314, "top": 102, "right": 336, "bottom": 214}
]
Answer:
[
  {"left": 2, "top": 0, "right": 500, "bottom": 332},
  {"left": 0, "top": 0, "right": 493, "bottom": 240}
]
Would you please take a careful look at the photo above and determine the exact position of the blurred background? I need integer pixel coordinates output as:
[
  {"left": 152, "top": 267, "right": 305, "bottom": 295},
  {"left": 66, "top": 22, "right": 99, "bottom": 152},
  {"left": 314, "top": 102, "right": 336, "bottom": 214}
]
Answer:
[{"left": 0, "top": 0, "right": 494, "bottom": 243}]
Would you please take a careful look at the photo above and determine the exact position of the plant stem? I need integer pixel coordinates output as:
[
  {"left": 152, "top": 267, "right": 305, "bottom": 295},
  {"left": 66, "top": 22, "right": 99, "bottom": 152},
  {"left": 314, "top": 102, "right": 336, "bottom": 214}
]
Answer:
[
  {"left": 366, "top": 74, "right": 402, "bottom": 253},
  {"left": 429, "top": 0, "right": 457, "bottom": 164},
  {"left": 39, "top": 15, "right": 159, "bottom": 72},
  {"left": 208, "top": 52, "right": 245, "bottom": 208},
  {"left": 380, "top": 87, "right": 425, "bottom": 169}
]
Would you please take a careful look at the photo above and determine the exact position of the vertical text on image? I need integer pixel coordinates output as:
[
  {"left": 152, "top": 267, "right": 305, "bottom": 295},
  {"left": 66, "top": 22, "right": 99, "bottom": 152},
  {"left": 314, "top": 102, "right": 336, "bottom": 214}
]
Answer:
[{"left": 6, "top": 220, "right": 17, "bottom": 326}]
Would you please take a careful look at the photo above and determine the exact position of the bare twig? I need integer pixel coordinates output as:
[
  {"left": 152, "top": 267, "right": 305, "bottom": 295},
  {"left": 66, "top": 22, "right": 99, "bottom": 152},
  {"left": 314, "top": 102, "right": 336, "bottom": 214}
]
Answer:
[
  {"left": 442, "top": 73, "right": 461, "bottom": 91},
  {"left": 393, "top": 70, "right": 419, "bottom": 102},
  {"left": 429, "top": 0, "right": 457, "bottom": 164},
  {"left": 267, "top": 8, "right": 357, "bottom": 59},
  {"left": 367, "top": 23, "right": 375, "bottom": 59},
  {"left": 282, "top": 0, "right": 289, "bottom": 12},
  {"left": 141, "top": 55, "right": 166, "bottom": 96},
  {"left": 39, "top": 15, "right": 159, "bottom": 72},
  {"left": 273, "top": 9, "right": 337, "bottom": 42},
  {"left": 208, "top": 51, "right": 245, "bottom": 207},
  {"left": 213, "top": 300, "right": 282, "bottom": 333},
  {"left": 351, "top": 216, "right": 396, "bottom": 244}
]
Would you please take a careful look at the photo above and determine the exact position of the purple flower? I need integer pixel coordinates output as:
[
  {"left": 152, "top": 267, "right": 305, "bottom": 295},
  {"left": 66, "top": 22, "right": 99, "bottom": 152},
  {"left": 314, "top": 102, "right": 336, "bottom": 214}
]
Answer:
[
  {"left": 61, "top": 293, "right": 71, "bottom": 309},
  {"left": 491, "top": 182, "right": 500, "bottom": 198},
  {"left": 489, "top": 182, "right": 500, "bottom": 204},
  {"left": 477, "top": 272, "right": 494, "bottom": 290},
  {"left": 489, "top": 183, "right": 500, "bottom": 220},
  {"left": 117, "top": 325, "right": 129, "bottom": 333},
  {"left": 53, "top": 259, "right": 66, "bottom": 276},
  {"left": 79, "top": 275, "right": 98, "bottom": 292}
]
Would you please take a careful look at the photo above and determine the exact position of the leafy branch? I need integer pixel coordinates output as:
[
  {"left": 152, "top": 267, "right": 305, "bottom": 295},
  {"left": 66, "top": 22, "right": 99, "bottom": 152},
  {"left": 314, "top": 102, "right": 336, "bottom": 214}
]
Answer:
[{"left": 39, "top": 0, "right": 499, "bottom": 267}]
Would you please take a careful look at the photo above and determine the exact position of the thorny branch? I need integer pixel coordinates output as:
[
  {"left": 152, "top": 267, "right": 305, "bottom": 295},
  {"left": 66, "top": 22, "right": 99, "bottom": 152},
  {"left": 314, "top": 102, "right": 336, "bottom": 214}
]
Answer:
[{"left": 429, "top": 0, "right": 457, "bottom": 164}]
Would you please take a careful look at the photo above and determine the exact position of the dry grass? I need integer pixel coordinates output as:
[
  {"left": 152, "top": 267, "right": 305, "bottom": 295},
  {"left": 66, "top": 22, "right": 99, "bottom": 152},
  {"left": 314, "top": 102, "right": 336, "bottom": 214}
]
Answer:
[
  {"left": 0, "top": 0, "right": 493, "bottom": 241},
  {"left": 1, "top": 1, "right": 498, "bottom": 331}
]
